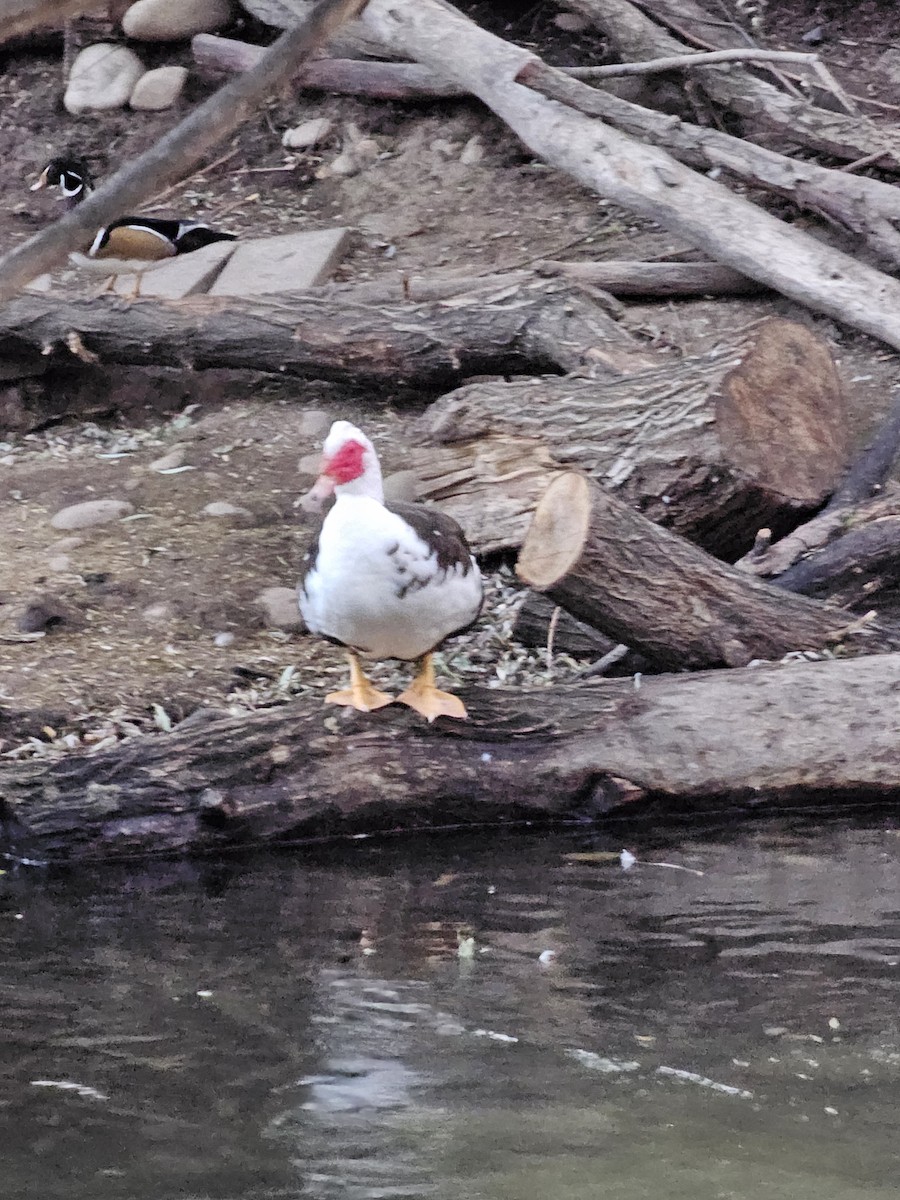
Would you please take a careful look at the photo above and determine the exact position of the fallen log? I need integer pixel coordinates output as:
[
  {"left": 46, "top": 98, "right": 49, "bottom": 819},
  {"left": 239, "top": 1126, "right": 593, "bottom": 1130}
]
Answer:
[
  {"left": 414, "top": 317, "right": 849, "bottom": 557},
  {"left": 0, "top": 277, "right": 642, "bottom": 388},
  {"left": 357, "top": 0, "right": 900, "bottom": 359},
  {"left": 4, "top": 652, "right": 900, "bottom": 862},
  {"left": 516, "top": 473, "right": 900, "bottom": 668},
  {"left": 560, "top": 0, "right": 900, "bottom": 169},
  {"left": 537, "top": 259, "right": 764, "bottom": 296},
  {"left": 193, "top": 36, "right": 465, "bottom": 98}
]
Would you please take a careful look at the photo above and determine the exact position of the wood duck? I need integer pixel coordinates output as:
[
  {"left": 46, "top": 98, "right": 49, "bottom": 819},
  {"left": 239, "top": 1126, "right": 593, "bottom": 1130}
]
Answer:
[{"left": 31, "top": 155, "right": 236, "bottom": 284}]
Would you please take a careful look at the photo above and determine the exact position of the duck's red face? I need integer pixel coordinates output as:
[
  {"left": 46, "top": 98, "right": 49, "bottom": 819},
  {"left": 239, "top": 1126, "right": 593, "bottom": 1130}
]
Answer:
[{"left": 322, "top": 438, "right": 366, "bottom": 484}]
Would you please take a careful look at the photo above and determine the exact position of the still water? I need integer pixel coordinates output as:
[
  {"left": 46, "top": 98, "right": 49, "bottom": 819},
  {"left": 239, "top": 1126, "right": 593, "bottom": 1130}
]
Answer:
[{"left": 3, "top": 816, "right": 900, "bottom": 1199}]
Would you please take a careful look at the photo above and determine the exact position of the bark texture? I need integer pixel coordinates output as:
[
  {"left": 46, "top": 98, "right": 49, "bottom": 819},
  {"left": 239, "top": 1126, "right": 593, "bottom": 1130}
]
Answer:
[
  {"left": 4, "top": 653, "right": 900, "bottom": 862},
  {"left": 0, "top": 278, "right": 635, "bottom": 388},
  {"left": 415, "top": 318, "right": 849, "bottom": 557},
  {"left": 516, "top": 473, "right": 900, "bottom": 668}
]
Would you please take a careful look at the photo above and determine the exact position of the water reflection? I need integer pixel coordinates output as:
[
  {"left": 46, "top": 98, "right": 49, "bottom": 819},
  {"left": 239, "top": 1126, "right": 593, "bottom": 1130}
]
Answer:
[{"left": 3, "top": 818, "right": 900, "bottom": 1198}]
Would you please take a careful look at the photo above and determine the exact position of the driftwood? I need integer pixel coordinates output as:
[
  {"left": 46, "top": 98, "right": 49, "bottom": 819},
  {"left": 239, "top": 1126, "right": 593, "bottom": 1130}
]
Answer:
[
  {"left": 414, "top": 317, "right": 849, "bottom": 557},
  {"left": 4, "top": 652, "right": 900, "bottom": 862},
  {"left": 537, "top": 259, "right": 763, "bottom": 296},
  {"left": 356, "top": 0, "right": 900, "bottom": 360},
  {"left": 561, "top": 0, "right": 900, "bottom": 169},
  {"left": 193, "top": 35, "right": 464, "bottom": 98},
  {"left": 237, "top": 0, "right": 400, "bottom": 58},
  {"left": 523, "top": 64, "right": 900, "bottom": 270},
  {"left": 0, "top": 0, "right": 369, "bottom": 303},
  {"left": 0, "top": 278, "right": 642, "bottom": 388},
  {"left": 516, "top": 473, "right": 900, "bottom": 668}
]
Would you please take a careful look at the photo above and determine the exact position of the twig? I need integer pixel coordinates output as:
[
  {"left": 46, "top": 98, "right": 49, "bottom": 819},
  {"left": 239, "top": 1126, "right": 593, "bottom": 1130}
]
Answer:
[
  {"left": 546, "top": 604, "right": 561, "bottom": 671},
  {"left": 575, "top": 643, "right": 630, "bottom": 679},
  {"left": 567, "top": 48, "right": 832, "bottom": 77},
  {"left": 839, "top": 151, "right": 889, "bottom": 173},
  {"left": 143, "top": 146, "right": 242, "bottom": 209}
]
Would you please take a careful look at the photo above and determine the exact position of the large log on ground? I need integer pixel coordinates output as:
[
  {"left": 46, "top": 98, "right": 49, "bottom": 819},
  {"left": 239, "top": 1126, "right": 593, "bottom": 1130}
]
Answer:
[
  {"left": 516, "top": 473, "right": 900, "bottom": 668},
  {"left": 4, "top": 653, "right": 900, "bottom": 862},
  {"left": 415, "top": 317, "right": 849, "bottom": 558},
  {"left": 0, "top": 279, "right": 642, "bottom": 389}
]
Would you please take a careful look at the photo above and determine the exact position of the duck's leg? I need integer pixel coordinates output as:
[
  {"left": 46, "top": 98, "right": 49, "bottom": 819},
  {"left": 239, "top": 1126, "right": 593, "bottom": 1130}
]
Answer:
[
  {"left": 397, "top": 653, "right": 467, "bottom": 722},
  {"left": 326, "top": 652, "right": 394, "bottom": 713}
]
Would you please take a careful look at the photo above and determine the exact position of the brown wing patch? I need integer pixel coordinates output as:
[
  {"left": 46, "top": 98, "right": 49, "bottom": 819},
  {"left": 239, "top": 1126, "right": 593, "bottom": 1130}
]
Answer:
[{"left": 97, "top": 226, "right": 177, "bottom": 262}]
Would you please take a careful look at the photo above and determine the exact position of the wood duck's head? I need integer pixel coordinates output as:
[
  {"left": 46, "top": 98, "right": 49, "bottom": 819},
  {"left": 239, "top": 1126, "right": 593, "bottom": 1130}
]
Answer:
[{"left": 31, "top": 156, "right": 94, "bottom": 207}]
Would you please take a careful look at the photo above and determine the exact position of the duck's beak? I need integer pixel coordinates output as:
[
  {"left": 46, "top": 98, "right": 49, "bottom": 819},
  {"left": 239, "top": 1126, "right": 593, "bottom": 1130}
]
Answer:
[
  {"left": 300, "top": 472, "right": 336, "bottom": 513},
  {"left": 30, "top": 167, "right": 50, "bottom": 192}
]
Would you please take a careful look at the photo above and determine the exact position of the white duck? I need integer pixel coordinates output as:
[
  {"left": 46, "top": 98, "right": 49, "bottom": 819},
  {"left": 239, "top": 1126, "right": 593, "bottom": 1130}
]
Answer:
[{"left": 298, "top": 421, "right": 483, "bottom": 721}]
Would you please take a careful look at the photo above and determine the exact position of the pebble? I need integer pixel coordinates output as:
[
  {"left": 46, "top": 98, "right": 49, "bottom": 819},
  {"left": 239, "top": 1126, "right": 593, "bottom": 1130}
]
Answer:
[
  {"left": 256, "top": 586, "right": 304, "bottom": 632},
  {"left": 383, "top": 469, "right": 421, "bottom": 504},
  {"left": 18, "top": 599, "right": 69, "bottom": 634},
  {"left": 298, "top": 409, "right": 332, "bottom": 438},
  {"left": 148, "top": 444, "right": 188, "bottom": 472},
  {"left": 122, "top": 0, "right": 234, "bottom": 40},
  {"left": 47, "top": 555, "right": 71, "bottom": 573},
  {"left": 213, "top": 631, "right": 235, "bottom": 647},
  {"left": 64, "top": 44, "right": 146, "bottom": 114},
  {"left": 203, "top": 500, "right": 252, "bottom": 518},
  {"left": 282, "top": 117, "right": 333, "bottom": 150},
  {"left": 130, "top": 65, "right": 188, "bottom": 110},
  {"left": 50, "top": 499, "right": 135, "bottom": 530},
  {"left": 297, "top": 452, "right": 321, "bottom": 478},
  {"left": 142, "top": 601, "right": 174, "bottom": 623},
  {"left": 459, "top": 135, "right": 485, "bottom": 166},
  {"left": 553, "top": 11, "right": 590, "bottom": 31}
]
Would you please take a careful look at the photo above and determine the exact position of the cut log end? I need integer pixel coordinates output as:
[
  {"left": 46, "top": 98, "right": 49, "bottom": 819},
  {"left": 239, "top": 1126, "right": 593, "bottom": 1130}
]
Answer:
[{"left": 517, "top": 472, "right": 592, "bottom": 589}]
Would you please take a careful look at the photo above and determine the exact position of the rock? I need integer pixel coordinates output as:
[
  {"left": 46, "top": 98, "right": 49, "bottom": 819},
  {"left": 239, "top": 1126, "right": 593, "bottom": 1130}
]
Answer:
[
  {"left": 203, "top": 500, "right": 252, "bottom": 517},
  {"left": 50, "top": 536, "right": 84, "bottom": 553},
  {"left": 319, "top": 127, "right": 380, "bottom": 178},
  {"left": 142, "top": 601, "right": 174, "bottom": 623},
  {"left": 297, "top": 409, "right": 332, "bottom": 439},
  {"left": 130, "top": 65, "right": 188, "bottom": 110},
  {"left": 282, "top": 117, "right": 332, "bottom": 150},
  {"left": 122, "top": 0, "right": 234, "bottom": 40},
  {"left": 64, "top": 44, "right": 145, "bottom": 114},
  {"left": 256, "top": 586, "right": 303, "bottom": 632},
  {"left": 459, "top": 135, "right": 484, "bottom": 166},
  {"left": 148, "top": 444, "right": 188, "bottom": 472},
  {"left": 213, "top": 631, "right": 235, "bottom": 647},
  {"left": 875, "top": 48, "right": 900, "bottom": 87},
  {"left": 18, "top": 598, "right": 70, "bottom": 634},
  {"left": 297, "top": 452, "right": 321, "bottom": 478},
  {"left": 553, "top": 11, "right": 590, "bottom": 32},
  {"left": 47, "top": 555, "right": 72, "bottom": 573},
  {"left": 50, "top": 499, "right": 134, "bottom": 530},
  {"left": 383, "top": 470, "right": 421, "bottom": 504}
]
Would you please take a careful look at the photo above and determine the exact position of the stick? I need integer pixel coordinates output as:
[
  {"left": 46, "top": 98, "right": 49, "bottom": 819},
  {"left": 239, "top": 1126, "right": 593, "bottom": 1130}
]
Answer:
[
  {"left": 0, "top": 0, "right": 369, "bottom": 303},
  {"left": 568, "top": 48, "right": 832, "bottom": 76}
]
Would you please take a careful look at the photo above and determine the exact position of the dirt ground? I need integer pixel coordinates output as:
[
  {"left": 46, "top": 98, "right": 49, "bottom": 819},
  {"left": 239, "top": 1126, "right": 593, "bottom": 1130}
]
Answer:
[{"left": 1, "top": 1, "right": 900, "bottom": 756}]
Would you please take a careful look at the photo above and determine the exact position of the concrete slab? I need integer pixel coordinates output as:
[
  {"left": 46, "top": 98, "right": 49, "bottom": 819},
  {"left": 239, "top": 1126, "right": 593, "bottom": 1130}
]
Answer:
[
  {"left": 110, "top": 238, "right": 237, "bottom": 300},
  {"left": 208, "top": 227, "right": 352, "bottom": 296}
]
